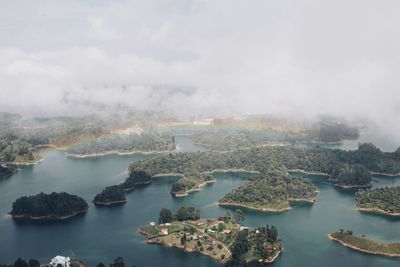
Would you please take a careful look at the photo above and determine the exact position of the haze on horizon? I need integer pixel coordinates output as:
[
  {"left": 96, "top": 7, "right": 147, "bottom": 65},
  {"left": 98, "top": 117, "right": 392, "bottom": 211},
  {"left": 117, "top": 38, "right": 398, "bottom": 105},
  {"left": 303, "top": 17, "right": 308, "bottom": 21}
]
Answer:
[{"left": 0, "top": 1, "right": 399, "bottom": 137}]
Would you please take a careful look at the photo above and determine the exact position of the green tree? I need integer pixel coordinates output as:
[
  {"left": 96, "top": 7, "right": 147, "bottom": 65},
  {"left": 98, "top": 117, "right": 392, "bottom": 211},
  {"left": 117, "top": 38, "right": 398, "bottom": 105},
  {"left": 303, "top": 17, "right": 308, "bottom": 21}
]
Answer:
[
  {"left": 269, "top": 225, "right": 278, "bottom": 241},
  {"left": 180, "top": 233, "right": 187, "bottom": 245},
  {"left": 234, "top": 209, "right": 245, "bottom": 224},
  {"left": 158, "top": 208, "right": 173, "bottom": 224},
  {"left": 13, "top": 258, "right": 28, "bottom": 267},
  {"left": 28, "top": 259, "right": 39, "bottom": 267},
  {"left": 110, "top": 257, "right": 125, "bottom": 267}
]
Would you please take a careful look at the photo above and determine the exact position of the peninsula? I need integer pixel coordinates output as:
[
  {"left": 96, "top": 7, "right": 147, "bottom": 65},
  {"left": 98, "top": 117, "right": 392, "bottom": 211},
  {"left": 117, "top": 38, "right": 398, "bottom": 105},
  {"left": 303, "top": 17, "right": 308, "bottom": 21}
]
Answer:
[
  {"left": 329, "top": 230, "right": 400, "bottom": 257},
  {"left": 139, "top": 207, "right": 282, "bottom": 265},
  {"left": 10, "top": 192, "right": 89, "bottom": 220},
  {"left": 93, "top": 185, "right": 127, "bottom": 206}
]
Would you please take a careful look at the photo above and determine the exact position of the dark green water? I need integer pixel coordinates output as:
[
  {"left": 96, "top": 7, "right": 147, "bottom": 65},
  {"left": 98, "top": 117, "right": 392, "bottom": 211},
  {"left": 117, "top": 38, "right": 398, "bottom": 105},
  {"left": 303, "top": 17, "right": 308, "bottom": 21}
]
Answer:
[{"left": 0, "top": 136, "right": 400, "bottom": 266}]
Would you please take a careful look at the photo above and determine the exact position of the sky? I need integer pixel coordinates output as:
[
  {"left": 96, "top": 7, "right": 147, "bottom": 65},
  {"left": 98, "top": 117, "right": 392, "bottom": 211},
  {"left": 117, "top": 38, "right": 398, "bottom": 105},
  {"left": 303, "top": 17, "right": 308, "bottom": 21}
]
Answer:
[{"left": 0, "top": 0, "right": 399, "bottom": 131}]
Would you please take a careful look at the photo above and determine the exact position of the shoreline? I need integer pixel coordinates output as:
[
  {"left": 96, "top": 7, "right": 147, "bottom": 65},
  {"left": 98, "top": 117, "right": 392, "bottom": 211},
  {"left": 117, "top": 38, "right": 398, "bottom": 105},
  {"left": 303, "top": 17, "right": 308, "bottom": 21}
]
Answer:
[
  {"left": 167, "top": 168, "right": 261, "bottom": 198},
  {"left": 3, "top": 157, "right": 44, "bottom": 166},
  {"left": 93, "top": 199, "right": 128, "bottom": 206},
  {"left": 328, "top": 234, "right": 400, "bottom": 257},
  {"left": 266, "top": 249, "right": 282, "bottom": 263},
  {"left": 357, "top": 207, "right": 400, "bottom": 217},
  {"left": 371, "top": 172, "right": 400, "bottom": 177},
  {"left": 152, "top": 173, "right": 184, "bottom": 178},
  {"left": 173, "top": 180, "right": 217, "bottom": 197},
  {"left": 9, "top": 208, "right": 88, "bottom": 221},
  {"left": 65, "top": 149, "right": 175, "bottom": 158},
  {"left": 334, "top": 183, "right": 371, "bottom": 189},
  {"left": 289, "top": 197, "right": 316, "bottom": 204},
  {"left": 205, "top": 169, "right": 260, "bottom": 175},
  {"left": 288, "top": 169, "right": 329, "bottom": 176},
  {"left": 218, "top": 201, "right": 291, "bottom": 212},
  {"left": 145, "top": 237, "right": 228, "bottom": 264}
]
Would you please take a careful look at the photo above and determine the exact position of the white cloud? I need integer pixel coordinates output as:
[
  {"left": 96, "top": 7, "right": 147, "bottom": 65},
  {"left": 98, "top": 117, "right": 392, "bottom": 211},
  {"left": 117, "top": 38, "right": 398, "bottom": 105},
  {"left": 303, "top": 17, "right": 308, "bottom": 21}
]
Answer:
[{"left": 0, "top": 0, "right": 399, "bottom": 138}]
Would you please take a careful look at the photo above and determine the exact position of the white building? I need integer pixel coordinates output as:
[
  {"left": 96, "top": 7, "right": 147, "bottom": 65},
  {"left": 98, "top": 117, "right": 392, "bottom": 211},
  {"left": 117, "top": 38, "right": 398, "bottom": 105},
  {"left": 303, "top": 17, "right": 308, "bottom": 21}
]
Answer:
[
  {"left": 50, "top": 256, "right": 70, "bottom": 267},
  {"left": 160, "top": 228, "right": 169, "bottom": 235}
]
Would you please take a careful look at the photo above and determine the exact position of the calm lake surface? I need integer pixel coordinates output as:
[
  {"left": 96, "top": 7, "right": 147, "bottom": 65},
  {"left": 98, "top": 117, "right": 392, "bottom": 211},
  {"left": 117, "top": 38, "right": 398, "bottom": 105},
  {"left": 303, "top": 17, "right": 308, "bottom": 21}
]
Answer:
[{"left": 0, "top": 136, "right": 399, "bottom": 266}]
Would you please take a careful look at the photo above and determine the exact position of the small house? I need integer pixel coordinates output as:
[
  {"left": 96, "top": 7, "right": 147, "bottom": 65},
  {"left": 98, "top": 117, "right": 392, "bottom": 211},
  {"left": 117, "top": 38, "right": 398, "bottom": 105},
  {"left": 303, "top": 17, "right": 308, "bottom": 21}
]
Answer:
[
  {"left": 50, "top": 256, "right": 70, "bottom": 267},
  {"left": 160, "top": 228, "right": 169, "bottom": 235}
]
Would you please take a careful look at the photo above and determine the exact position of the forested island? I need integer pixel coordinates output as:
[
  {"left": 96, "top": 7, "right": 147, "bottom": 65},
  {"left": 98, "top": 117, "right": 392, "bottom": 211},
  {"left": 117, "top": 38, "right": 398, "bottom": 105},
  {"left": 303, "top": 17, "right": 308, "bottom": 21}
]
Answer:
[
  {"left": 10, "top": 192, "right": 89, "bottom": 220},
  {"left": 329, "top": 230, "right": 400, "bottom": 257},
  {"left": 95, "top": 142, "right": 400, "bottom": 211},
  {"left": 219, "top": 172, "right": 317, "bottom": 211},
  {"left": 93, "top": 185, "right": 127, "bottom": 206},
  {"left": 356, "top": 186, "right": 400, "bottom": 216},
  {"left": 139, "top": 207, "right": 282, "bottom": 266}
]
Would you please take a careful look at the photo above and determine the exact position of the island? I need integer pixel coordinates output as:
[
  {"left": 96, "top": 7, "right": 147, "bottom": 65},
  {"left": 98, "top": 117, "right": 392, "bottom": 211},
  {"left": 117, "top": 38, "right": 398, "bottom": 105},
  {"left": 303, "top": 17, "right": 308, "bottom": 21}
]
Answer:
[
  {"left": 10, "top": 192, "right": 89, "bottom": 220},
  {"left": 356, "top": 186, "right": 400, "bottom": 216},
  {"left": 329, "top": 230, "right": 400, "bottom": 257},
  {"left": 93, "top": 185, "right": 127, "bottom": 206},
  {"left": 219, "top": 172, "right": 317, "bottom": 212},
  {"left": 139, "top": 207, "right": 282, "bottom": 265},
  {"left": 96, "top": 142, "right": 400, "bottom": 210}
]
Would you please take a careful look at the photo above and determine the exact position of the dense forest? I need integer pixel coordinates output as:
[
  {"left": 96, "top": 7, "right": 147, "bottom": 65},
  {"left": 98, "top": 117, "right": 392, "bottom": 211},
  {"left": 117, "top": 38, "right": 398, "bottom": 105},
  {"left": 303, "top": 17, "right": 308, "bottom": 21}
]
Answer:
[
  {"left": 10, "top": 192, "right": 88, "bottom": 220},
  {"left": 220, "top": 172, "right": 317, "bottom": 210},
  {"left": 0, "top": 138, "right": 39, "bottom": 164},
  {"left": 122, "top": 170, "right": 153, "bottom": 191},
  {"left": 90, "top": 143, "right": 400, "bottom": 209},
  {"left": 189, "top": 129, "right": 305, "bottom": 151},
  {"left": 93, "top": 185, "right": 127, "bottom": 205},
  {"left": 356, "top": 186, "right": 400, "bottom": 215},
  {"left": 334, "top": 164, "right": 372, "bottom": 188},
  {"left": 120, "top": 143, "right": 400, "bottom": 196}
]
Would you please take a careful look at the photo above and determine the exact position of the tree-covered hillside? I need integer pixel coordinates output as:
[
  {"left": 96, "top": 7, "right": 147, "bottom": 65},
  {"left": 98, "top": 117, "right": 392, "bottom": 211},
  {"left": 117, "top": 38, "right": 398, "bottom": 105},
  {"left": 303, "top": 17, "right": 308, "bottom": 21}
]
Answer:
[{"left": 356, "top": 186, "right": 400, "bottom": 215}]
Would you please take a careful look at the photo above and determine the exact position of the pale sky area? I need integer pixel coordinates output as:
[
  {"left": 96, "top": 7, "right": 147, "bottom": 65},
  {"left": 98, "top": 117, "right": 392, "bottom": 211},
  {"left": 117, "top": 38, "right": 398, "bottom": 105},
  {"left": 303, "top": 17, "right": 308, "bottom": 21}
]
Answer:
[{"left": 0, "top": 0, "right": 399, "bottom": 132}]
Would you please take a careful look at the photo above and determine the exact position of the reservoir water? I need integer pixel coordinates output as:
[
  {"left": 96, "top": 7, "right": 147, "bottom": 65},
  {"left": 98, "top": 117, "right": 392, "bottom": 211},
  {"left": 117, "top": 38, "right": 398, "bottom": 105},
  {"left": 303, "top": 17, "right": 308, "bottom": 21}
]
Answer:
[{"left": 0, "top": 136, "right": 399, "bottom": 266}]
